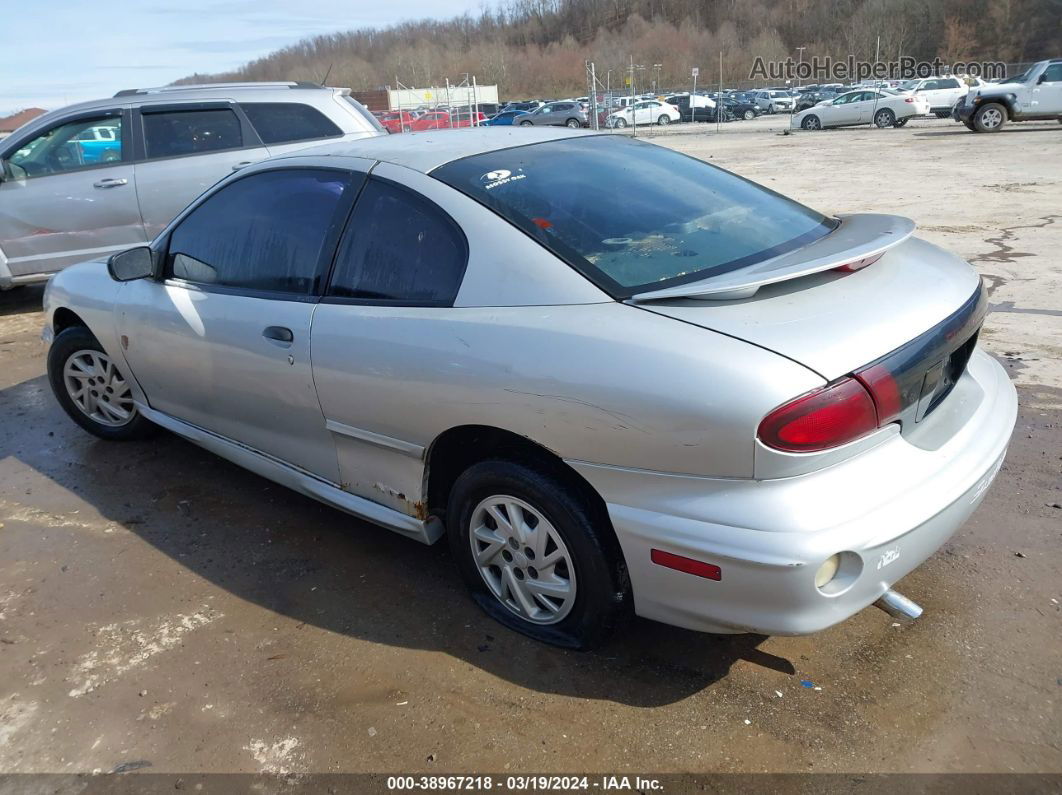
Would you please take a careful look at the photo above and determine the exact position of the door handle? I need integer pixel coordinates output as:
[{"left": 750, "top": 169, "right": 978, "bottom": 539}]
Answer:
[
  {"left": 93, "top": 178, "right": 128, "bottom": 188},
  {"left": 232, "top": 161, "right": 254, "bottom": 171},
  {"left": 262, "top": 326, "right": 294, "bottom": 345}
]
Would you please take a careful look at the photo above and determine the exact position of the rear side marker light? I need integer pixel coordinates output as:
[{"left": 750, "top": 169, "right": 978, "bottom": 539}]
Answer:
[
  {"left": 757, "top": 377, "right": 879, "bottom": 453},
  {"left": 651, "top": 549, "right": 722, "bottom": 581},
  {"left": 833, "top": 252, "right": 884, "bottom": 273}
]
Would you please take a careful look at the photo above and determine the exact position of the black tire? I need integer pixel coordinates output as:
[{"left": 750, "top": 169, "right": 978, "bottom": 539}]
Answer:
[
  {"left": 874, "top": 108, "right": 896, "bottom": 128},
  {"left": 767, "top": 104, "right": 775, "bottom": 114},
  {"left": 518, "top": 120, "right": 533, "bottom": 127},
  {"left": 47, "top": 325, "right": 156, "bottom": 441},
  {"left": 447, "top": 459, "right": 628, "bottom": 650},
  {"left": 801, "top": 114, "right": 821, "bottom": 130},
  {"left": 894, "top": 117, "right": 909, "bottom": 127},
  {"left": 743, "top": 109, "right": 755, "bottom": 120},
  {"left": 963, "top": 119, "right": 977, "bottom": 131},
  {"left": 565, "top": 118, "right": 581, "bottom": 129},
  {"left": 657, "top": 114, "right": 671, "bottom": 126},
  {"left": 613, "top": 117, "right": 627, "bottom": 128},
  {"left": 973, "top": 102, "right": 1006, "bottom": 132}
]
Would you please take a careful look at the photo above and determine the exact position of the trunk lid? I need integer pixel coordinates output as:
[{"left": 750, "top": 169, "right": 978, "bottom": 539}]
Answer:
[{"left": 637, "top": 234, "right": 983, "bottom": 381}]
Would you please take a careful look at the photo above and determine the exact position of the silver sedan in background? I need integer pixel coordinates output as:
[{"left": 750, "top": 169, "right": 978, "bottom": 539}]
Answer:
[{"left": 42, "top": 128, "right": 1016, "bottom": 648}]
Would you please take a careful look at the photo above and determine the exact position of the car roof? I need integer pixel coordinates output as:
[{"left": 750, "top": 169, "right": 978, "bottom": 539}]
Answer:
[{"left": 280, "top": 127, "right": 595, "bottom": 174}]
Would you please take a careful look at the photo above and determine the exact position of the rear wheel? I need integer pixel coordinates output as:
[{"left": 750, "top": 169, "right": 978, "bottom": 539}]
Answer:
[
  {"left": 657, "top": 114, "right": 671, "bottom": 126},
  {"left": 447, "top": 460, "right": 627, "bottom": 649},
  {"left": 801, "top": 114, "right": 822, "bottom": 130},
  {"left": 565, "top": 118, "right": 581, "bottom": 129},
  {"left": 894, "top": 117, "right": 909, "bottom": 127},
  {"left": 973, "top": 103, "right": 1006, "bottom": 132},
  {"left": 874, "top": 108, "right": 896, "bottom": 128},
  {"left": 47, "top": 326, "right": 156, "bottom": 441}
]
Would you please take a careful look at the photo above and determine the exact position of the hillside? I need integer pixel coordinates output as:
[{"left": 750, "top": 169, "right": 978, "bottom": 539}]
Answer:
[{"left": 177, "top": 0, "right": 1062, "bottom": 96}]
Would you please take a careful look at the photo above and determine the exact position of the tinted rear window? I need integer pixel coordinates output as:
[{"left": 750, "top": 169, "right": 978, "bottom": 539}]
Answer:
[
  {"left": 241, "top": 102, "right": 342, "bottom": 144},
  {"left": 142, "top": 108, "right": 242, "bottom": 159},
  {"left": 432, "top": 136, "right": 836, "bottom": 297}
]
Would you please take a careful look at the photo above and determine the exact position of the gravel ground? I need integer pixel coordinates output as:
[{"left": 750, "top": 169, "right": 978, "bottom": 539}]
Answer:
[{"left": 0, "top": 116, "right": 1059, "bottom": 778}]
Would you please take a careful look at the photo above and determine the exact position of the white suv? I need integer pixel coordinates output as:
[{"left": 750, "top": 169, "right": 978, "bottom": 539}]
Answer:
[
  {"left": 0, "top": 82, "right": 384, "bottom": 289},
  {"left": 897, "top": 75, "right": 986, "bottom": 117}
]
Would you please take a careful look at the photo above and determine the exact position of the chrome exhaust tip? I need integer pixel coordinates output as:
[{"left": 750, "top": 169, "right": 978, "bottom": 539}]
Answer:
[{"left": 874, "top": 589, "right": 923, "bottom": 620}]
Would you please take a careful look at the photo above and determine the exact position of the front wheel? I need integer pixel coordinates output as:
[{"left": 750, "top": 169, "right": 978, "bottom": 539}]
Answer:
[
  {"left": 47, "top": 326, "right": 156, "bottom": 441},
  {"left": 801, "top": 114, "right": 822, "bottom": 130},
  {"left": 519, "top": 120, "right": 533, "bottom": 127},
  {"left": 973, "top": 102, "right": 1006, "bottom": 132},
  {"left": 874, "top": 108, "right": 896, "bottom": 128},
  {"left": 613, "top": 117, "right": 627, "bottom": 128},
  {"left": 447, "top": 460, "right": 628, "bottom": 649},
  {"left": 657, "top": 114, "right": 671, "bottom": 126},
  {"left": 743, "top": 109, "right": 755, "bottom": 120}
]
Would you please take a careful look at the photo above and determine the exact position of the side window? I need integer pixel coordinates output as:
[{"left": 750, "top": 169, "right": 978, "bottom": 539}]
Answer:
[
  {"left": 166, "top": 169, "right": 354, "bottom": 295},
  {"left": 142, "top": 108, "right": 242, "bottom": 160},
  {"left": 327, "top": 179, "right": 467, "bottom": 305},
  {"left": 7, "top": 115, "right": 123, "bottom": 178},
  {"left": 1042, "top": 64, "right": 1062, "bottom": 82},
  {"left": 240, "top": 103, "right": 342, "bottom": 144},
  {"left": 940, "top": 78, "right": 961, "bottom": 89}
]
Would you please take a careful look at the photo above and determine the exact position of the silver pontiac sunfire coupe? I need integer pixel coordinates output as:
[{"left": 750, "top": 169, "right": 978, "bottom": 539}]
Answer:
[{"left": 43, "top": 128, "right": 1016, "bottom": 648}]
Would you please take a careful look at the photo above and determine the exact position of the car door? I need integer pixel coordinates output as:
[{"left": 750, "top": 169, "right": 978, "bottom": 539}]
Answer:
[
  {"left": 117, "top": 164, "right": 365, "bottom": 482},
  {"left": 854, "top": 92, "right": 884, "bottom": 124},
  {"left": 529, "top": 104, "right": 554, "bottom": 125},
  {"left": 826, "top": 91, "right": 862, "bottom": 125},
  {"left": 132, "top": 101, "right": 270, "bottom": 240},
  {"left": 237, "top": 101, "right": 345, "bottom": 157},
  {"left": 0, "top": 108, "right": 146, "bottom": 279},
  {"left": 1034, "top": 63, "right": 1062, "bottom": 113},
  {"left": 310, "top": 167, "right": 470, "bottom": 515}
]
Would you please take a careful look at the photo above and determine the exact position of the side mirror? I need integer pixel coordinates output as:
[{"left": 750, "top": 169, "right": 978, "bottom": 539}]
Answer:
[
  {"left": 107, "top": 246, "right": 155, "bottom": 282},
  {"left": 1037, "top": 73, "right": 1048, "bottom": 84}
]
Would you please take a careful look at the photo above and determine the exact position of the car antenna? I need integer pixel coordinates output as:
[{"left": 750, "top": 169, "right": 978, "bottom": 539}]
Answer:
[{"left": 320, "top": 63, "right": 333, "bottom": 86}]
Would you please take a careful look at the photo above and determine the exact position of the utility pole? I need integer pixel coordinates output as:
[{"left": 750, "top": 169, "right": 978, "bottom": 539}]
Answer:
[{"left": 796, "top": 46, "right": 806, "bottom": 87}]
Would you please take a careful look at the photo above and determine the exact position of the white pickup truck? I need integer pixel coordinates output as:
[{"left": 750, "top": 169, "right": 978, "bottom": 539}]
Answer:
[{"left": 954, "top": 59, "right": 1062, "bottom": 132}]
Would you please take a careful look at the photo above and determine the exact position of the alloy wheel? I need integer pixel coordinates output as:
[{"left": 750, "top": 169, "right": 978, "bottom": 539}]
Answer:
[
  {"left": 980, "top": 107, "right": 1003, "bottom": 129},
  {"left": 468, "top": 495, "right": 577, "bottom": 625},
  {"left": 63, "top": 349, "right": 136, "bottom": 427}
]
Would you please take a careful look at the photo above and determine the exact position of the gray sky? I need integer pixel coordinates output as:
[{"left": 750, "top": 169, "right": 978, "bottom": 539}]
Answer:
[{"left": 1, "top": 0, "right": 485, "bottom": 115}]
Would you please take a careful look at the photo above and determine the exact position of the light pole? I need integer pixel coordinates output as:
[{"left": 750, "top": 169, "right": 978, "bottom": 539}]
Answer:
[
  {"left": 652, "top": 63, "right": 662, "bottom": 94},
  {"left": 796, "top": 46, "right": 806, "bottom": 87}
]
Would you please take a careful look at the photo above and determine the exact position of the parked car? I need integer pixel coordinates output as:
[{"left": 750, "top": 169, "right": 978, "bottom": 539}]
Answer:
[
  {"left": 501, "top": 101, "right": 544, "bottom": 113},
  {"left": 606, "top": 100, "right": 681, "bottom": 127},
  {"left": 0, "top": 82, "right": 384, "bottom": 290},
  {"left": 751, "top": 90, "right": 796, "bottom": 113},
  {"left": 663, "top": 96, "right": 730, "bottom": 123},
  {"left": 717, "top": 96, "right": 760, "bottom": 120},
  {"left": 793, "top": 89, "right": 930, "bottom": 129},
  {"left": 409, "top": 111, "right": 451, "bottom": 131},
  {"left": 516, "top": 102, "right": 589, "bottom": 128},
  {"left": 954, "top": 59, "right": 1062, "bottom": 132},
  {"left": 450, "top": 111, "right": 488, "bottom": 128},
  {"left": 794, "top": 89, "right": 841, "bottom": 113},
  {"left": 483, "top": 110, "right": 531, "bottom": 126},
  {"left": 897, "top": 75, "right": 986, "bottom": 117},
  {"left": 42, "top": 128, "right": 1016, "bottom": 648},
  {"left": 379, "top": 110, "right": 418, "bottom": 134}
]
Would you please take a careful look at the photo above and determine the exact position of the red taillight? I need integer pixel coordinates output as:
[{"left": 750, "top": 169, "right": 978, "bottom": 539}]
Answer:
[
  {"left": 651, "top": 549, "right": 722, "bottom": 581},
  {"left": 855, "top": 363, "right": 902, "bottom": 424},
  {"left": 833, "top": 252, "right": 884, "bottom": 273},
  {"left": 758, "top": 377, "right": 879, "bottom": 453}
]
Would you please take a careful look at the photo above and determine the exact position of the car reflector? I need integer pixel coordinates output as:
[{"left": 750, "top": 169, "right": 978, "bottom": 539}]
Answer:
[{"left": 651, "top": 549, "right": 722, "bottom": 581}]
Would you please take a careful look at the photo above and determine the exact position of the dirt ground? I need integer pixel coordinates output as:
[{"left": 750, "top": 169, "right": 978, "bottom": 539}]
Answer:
[{"left": 0, "top": 116, "right": 1059, "bottom": 778}]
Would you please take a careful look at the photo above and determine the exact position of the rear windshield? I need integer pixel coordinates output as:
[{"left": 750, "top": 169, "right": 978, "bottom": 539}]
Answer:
[{"left": 432, "top": 135, "right": 836, "bottom": 297}]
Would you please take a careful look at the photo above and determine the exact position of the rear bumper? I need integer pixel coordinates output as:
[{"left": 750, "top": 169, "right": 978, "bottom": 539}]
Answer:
[{"left": 569, "top": 349, "right": 1017, "bottom": 635}]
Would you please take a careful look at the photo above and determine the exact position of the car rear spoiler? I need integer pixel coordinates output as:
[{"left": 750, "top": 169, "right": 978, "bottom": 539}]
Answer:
[{"left": 629, "top": 213, "right": 916, "bottom": 302}]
